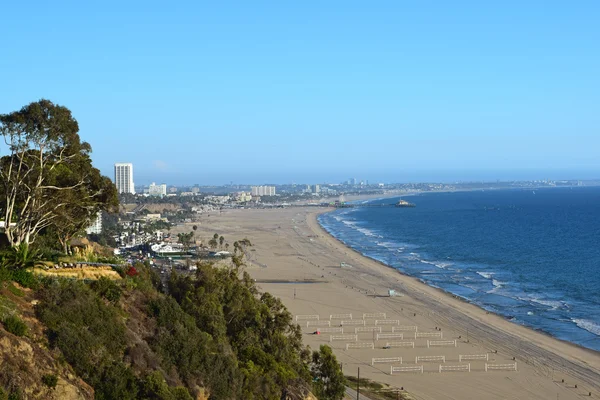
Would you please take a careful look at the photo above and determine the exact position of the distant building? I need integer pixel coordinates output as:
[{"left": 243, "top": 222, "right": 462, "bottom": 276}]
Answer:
[
  {"left": 114, "top": 163, "right": 135, "bottom": 194},
  {"left": 313, "top": 184, "right": 320, "bottom": 194},
  {"left": 236, "top": 192, "right": 253, "bottom": 202},
  {"left": 148, "top": 182, "right": 167, "bottom": 197},
  {"left": 144, "top": 214, "right": 162, "bottom": 221},
  {"left": 191, "top": 186, "right": 200, "bottom": 194},
  {"left": 86, "top": 212, "right": 102, "bottom": 235},
  {"left": 251, "top": 186, "right": 276, "bottom": 196}
]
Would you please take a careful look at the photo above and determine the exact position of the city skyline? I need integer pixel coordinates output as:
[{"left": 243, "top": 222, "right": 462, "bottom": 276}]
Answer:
[
  {"left": 128, "top": 169, "right": 598, "bottom": 187},
  {"left": 1, "top": 2, "right": 599, "bottom": 184}
]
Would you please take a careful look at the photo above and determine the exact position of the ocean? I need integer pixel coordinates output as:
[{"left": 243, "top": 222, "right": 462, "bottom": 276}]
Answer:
[{"left": 318, "top": 186, "right": 600, "bottom": 352}]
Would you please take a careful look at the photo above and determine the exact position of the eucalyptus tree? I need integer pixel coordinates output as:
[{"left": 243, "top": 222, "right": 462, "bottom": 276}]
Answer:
[{"left": 0, "top": 99, "right": 118, "bottom": 248}]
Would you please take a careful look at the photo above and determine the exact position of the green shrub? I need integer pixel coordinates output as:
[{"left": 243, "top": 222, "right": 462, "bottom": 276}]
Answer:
[
  {"left": 42, "top": 374, "right": 58, "bottom": 388},
  {"left": 39, "top": 248, "right": 63, "bottom": 263},
  {"left": 35, "top": 280, "right": 129, "bottom": 395},
  {"left": 146, "top": 296, "right": 242, "bottom": 398},
  {"left": 7, "top": 284, "right": 24, "bottom": 297},
  {"left": 94, "top": 362, "right": 139, "bottom": 400},
  {"left": 140, "top": 372, "right": 193, "bottom": 400},
  {"left": 0, "top": 267, "right": 11, "bottom": 284},
  {"left": 10, "top": 269, "right": 39, "bottom": 289},
  {"left": 171, "top": 388, "right": 193, "bottom": 400},
  {"left": 90, "top": 277, "right": 122, "bottom": 303},
  {"left": 3, "top": 315, "right": 27, "bottom": 337}
]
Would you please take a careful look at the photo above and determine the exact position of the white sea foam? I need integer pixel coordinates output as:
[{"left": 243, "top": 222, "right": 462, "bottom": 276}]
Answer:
[
  {"left": 376, "top": 241, "right": 397, "bottom": 248},
  {"left": 339, "top": 219, "right": 382, "bottom": 237},
  {"left": 527, "top": 297, "right": 564, "bottom": 310},
  {"left": 356, "top": 227, "right": 378, "bottom": 237},
  {"left": 572, "top": 319, "right": 600, "bottom": 337},
  {"left": 492, "top": 279, "right": 507, "bottom": 288},
  {"left": 476, "top": 271, "right": 495, "bottom": 279},
  {"left": 486, "top": 279, "right": 508, "bottom": 294},
  {"left": 418, "top": 259, "right": 451, "bottom": 269}
]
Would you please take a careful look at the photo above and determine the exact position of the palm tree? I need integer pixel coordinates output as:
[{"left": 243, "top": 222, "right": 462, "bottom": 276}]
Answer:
[
  {"left": 219, "top": 236, "right": 225, "bottom": 248},
  {"left": 1, "top": 243, "right": 43, "bottom": 270}
]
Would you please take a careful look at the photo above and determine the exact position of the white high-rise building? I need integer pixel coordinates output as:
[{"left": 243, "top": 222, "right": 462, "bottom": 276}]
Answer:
[
  {"left": 86, "top": 212, "right": 103, "bottom": 235},
  {"left": 251, "top": 186, "right": 276, "bottom": 196},
  {"left": 148, "top": 182, "right": 167, "bottom": 197},
  {"left": 114, "top": 163, "right": 135, "bottom": 194}
]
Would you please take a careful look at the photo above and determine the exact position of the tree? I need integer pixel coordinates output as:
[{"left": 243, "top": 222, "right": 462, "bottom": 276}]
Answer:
[
  {"left": 0, "top": 99, "right": 118, "bottom": 248},
  {"left": 219, "top": 235, "right": 224, "bottom": 248},
  {"left": 311, "top": 345, "right": 345, "bottom": 400},
  {"left": 177, "top": 232, "right": 194, "bottom": 250},
  {"left": 51, "top": 173, "right": 118, "bottom": 253},
  {"left": 208, "top": 238, "right": 218, "bottom": 250}
]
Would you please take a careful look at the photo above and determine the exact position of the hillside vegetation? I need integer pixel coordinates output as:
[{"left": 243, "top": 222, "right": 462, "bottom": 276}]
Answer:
[{"left": 0, "top": 261, "right": 345, "bottom": 399}]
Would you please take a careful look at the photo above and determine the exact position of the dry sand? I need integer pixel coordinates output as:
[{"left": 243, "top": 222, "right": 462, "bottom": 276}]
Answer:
[{"left": 181, "top": 207, "right": 600, "bottom": 400}]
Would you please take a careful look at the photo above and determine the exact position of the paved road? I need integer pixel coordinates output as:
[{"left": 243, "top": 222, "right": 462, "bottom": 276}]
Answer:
[
  {"left": 344, "top": 386, "right": 357, "bottom": 400},
  {"left": 344, "top": 386, "right": 373, "bottom": 400}
]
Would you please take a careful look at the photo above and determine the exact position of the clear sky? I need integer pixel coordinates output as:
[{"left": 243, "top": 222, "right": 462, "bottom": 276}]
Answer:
[{"left": 1, "top": 1, "right": 599, "bottom": 185}]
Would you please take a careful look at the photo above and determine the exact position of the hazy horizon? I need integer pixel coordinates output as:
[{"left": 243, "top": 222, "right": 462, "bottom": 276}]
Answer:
[
  {"left": 2, "top": 2, "right": 598, "bottom": 185},
  {"left": 132, "top": 168, "right": 598, "bottom": 187}
]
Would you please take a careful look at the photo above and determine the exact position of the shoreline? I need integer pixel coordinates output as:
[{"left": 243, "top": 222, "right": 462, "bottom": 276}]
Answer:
[
  {"left": 312, "top": 207, "right": 600, "bottom": 356},
  {"left": 177, "top": 206, "right": 600, "bottom": 398},
  {"left": 307, "top": 207, "right": 600, "bottom": 388}
]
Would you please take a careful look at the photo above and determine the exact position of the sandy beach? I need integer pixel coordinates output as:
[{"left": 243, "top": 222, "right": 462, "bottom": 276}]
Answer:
[{"left": 178, "top": 206, "right": 600, "bottom": 400}]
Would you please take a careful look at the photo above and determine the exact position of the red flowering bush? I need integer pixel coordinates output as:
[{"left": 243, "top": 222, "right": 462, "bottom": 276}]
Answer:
[{"left": 125, "top": 266, "right": 138, "bottom": 277}]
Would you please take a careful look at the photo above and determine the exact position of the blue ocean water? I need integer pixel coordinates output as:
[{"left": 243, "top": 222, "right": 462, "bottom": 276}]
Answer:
[{"left": 318, "top": 187, "right": 600, "bottom": 352}]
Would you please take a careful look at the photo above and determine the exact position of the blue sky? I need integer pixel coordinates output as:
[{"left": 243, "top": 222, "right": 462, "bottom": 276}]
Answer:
[{"left": 1, "top": 1, "right": 599, "bottom": 185}]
